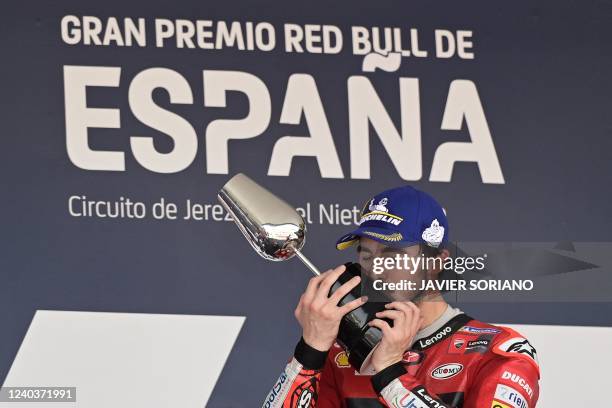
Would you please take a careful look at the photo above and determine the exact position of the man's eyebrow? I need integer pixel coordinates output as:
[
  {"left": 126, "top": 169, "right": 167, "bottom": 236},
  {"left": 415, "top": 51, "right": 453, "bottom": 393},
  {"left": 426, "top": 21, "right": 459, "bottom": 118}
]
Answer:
[{"left": 381, "top": 247, "right": 404, "bottom": 255}]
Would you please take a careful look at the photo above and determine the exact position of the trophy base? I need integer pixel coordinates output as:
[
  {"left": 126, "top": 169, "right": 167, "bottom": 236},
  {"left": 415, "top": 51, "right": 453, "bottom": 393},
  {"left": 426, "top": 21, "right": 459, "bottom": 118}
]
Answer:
[{"left": 330, "top": 263, "right": 390, "bottom": 371}]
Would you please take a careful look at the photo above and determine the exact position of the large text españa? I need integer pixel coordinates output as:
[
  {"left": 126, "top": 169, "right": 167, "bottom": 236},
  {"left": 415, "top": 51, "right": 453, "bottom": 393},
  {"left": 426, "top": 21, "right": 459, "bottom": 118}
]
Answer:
[{"left": 63, "top": 67, "right": 504, "bottom": 184}]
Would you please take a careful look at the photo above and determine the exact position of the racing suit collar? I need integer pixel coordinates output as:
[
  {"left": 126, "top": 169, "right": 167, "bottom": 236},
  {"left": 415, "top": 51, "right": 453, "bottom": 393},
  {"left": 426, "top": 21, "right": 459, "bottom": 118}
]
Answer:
[
  {"left": 414, "top": 305, "right": 463, "bottom": 342},
  {"left": 412, "top": 307, "right": 473, "bottom": 351}
]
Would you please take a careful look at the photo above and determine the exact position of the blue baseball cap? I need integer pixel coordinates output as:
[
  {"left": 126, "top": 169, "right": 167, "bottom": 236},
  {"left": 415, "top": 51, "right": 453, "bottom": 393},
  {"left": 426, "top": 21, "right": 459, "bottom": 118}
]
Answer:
[{"left": 336, "top": 186, "right": 449, "bottom": 250}]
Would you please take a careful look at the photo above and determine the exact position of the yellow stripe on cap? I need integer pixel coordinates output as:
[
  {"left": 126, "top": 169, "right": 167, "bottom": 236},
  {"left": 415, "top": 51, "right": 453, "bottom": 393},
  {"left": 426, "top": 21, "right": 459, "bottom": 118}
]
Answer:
[
  {"left": 363, "top": 231, "right": 403, "bottom": 242},
  {"left": 336, "top": 238, "right": 358, "bottom": 250}
]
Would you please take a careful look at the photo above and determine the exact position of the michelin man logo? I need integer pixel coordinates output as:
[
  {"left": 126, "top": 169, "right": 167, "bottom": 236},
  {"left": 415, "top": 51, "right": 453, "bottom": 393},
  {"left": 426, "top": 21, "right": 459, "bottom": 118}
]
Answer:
[
  {"left": 369, "top": 197, "right": 389, "bottom": 212},
  {"left": 422, "top": 219, "right": 445, "bottom": 247}
]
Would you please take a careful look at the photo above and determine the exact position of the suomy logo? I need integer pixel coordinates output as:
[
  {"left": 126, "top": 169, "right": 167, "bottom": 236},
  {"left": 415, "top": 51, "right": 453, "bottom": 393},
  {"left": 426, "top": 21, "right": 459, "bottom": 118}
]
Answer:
[{"left": 431, "top": 363, "right": 463, "bottom": 379}]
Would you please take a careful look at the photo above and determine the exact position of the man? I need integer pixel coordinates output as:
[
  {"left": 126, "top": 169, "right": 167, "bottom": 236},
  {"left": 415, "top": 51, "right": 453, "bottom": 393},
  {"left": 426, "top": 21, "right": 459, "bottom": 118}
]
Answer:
[{"left": 263, "top": 186, "right": 540, "bottom": 408}]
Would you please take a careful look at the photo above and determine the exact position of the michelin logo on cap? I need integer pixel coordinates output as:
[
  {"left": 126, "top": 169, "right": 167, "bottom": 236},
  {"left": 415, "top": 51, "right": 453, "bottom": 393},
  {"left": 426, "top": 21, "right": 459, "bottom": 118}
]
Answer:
[
  {"left": 422, "top": 219, "right": 445, "bottom": 248},
  {"left": 358, "top": 197, "right": 403, "bottom": 226},
  {"left": 369, "top": 198, "right": 389, "bottom": 212}
]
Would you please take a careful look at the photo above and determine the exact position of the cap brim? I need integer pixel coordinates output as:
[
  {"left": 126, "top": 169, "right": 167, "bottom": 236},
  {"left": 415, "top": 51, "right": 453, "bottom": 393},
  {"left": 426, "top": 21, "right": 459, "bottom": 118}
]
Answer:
[{"left": 336, "top": 226, "right": 417, "bottom": 250}]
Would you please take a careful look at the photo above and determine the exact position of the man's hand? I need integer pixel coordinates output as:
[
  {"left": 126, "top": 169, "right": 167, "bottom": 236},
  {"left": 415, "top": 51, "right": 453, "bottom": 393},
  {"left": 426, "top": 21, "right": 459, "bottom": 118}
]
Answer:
[
  {"left": 294, "top": 265, "right": 368, "bottom": 352},
  {"left": 368, "top": 301, "right": 423, "bottom": 372}
]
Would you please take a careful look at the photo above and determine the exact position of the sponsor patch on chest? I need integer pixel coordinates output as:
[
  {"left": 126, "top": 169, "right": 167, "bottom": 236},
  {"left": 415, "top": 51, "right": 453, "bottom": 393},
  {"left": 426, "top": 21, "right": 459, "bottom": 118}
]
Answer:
[{"left": 430, "top": 363, "right": 463, "bottom": 379}]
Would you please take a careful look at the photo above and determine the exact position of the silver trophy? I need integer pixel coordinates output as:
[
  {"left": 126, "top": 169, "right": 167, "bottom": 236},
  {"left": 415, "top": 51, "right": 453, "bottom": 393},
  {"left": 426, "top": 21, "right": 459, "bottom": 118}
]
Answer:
[
  {"left": 217, "top": 173, "right": 321, "bottom": 275},
  {"left": 218, "top": 173, "right": 388, "bottom": 371}
]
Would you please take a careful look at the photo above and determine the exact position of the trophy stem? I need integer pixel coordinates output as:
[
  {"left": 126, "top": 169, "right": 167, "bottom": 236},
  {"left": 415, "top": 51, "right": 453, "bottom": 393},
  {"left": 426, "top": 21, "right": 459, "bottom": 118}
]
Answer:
[{"left": 292, "top": 249, "right": 321, "bottom": 277}]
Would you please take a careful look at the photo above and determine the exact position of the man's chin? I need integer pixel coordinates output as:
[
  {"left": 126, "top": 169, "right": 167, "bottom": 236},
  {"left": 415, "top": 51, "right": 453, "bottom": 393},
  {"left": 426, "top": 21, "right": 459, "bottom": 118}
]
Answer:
[{"left": 387, "top": 290, "right": 420, "bottom": 303}]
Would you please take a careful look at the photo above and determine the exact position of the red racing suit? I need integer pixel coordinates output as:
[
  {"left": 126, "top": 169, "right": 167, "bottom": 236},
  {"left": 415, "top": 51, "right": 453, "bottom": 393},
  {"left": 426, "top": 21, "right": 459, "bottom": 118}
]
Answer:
[{"left": 262, "top": 313, "right": 540, "bottom": 408}]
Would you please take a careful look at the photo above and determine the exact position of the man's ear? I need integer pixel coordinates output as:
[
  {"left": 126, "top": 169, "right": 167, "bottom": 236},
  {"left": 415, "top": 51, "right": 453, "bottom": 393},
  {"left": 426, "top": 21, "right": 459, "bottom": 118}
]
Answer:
[
  {"left": 439, "top": 248, "right": 450, "bottom": 260},
  {"left": 425, "top": 248, "right": 449, "bottom": 280}
]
